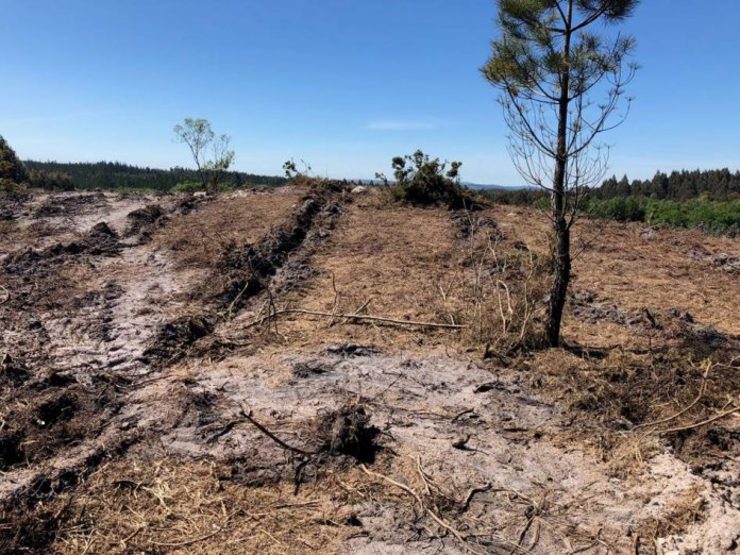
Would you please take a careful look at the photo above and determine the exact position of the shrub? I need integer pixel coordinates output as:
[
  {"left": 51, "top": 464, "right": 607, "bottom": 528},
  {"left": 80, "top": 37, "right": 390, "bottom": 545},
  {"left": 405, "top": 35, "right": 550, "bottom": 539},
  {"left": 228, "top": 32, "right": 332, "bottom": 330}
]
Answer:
[
  {"left": 646, "top": 197, "right": 740, "bottom": 235},
  {"left": 583, "top": 195, "right": 740, "bottom": 235},
  {"left": 584, "top": 197, "right": 646, "bottom": 222},
  {"left": 0, "top": 178, "right": 18, "bottom": 194},
  {"left": 170, "top": 181, "right": 203, "bottom": 193},
  {"left": 379, "top": 150, "right": 482, "bottom": 210}
]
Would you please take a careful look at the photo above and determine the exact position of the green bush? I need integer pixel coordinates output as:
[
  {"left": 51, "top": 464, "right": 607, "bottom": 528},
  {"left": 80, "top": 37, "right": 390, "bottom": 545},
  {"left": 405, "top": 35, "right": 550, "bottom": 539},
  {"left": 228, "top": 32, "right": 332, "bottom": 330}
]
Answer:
[
  {"left": 584, "top": 197, "right": 646, "bottom": 222},
  {"left": 379, "top": 150, "right": 482, "bottom": 210},
  {"left": 583, "top": 195, "right": 740, "bottom": 235},
  {"left": 646, "top": 197, "right": 740, "bottom": 234},
  {"left": 170, "top": 181, "right": 204, "bottom": 193}
]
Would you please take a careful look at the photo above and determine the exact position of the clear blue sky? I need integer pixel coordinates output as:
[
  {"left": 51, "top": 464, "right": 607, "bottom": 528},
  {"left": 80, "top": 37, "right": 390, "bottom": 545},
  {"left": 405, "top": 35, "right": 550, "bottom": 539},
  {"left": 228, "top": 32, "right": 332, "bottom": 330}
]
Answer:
[{"left": 1, "top": 0, "right": 739, "bottom": 185}]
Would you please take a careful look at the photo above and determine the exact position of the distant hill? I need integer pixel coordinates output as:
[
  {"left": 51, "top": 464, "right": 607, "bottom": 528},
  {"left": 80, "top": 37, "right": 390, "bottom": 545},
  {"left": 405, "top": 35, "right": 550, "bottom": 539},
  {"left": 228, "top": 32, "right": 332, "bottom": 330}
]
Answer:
[
  {"left": 24, "top": 160, "right": 287, "bottom": 192},
  {"left": 462, "top": 182, "right": 531, "bottom": 191}
]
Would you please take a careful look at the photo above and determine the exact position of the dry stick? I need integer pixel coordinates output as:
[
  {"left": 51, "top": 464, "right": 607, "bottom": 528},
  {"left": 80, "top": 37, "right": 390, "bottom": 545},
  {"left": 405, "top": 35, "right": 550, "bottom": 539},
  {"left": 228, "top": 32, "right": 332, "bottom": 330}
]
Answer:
[
  {"left": 239, "top": 404, "right": 317, "bottom": 456},
  {"left": 150, "top": 525, "right": 227, "bottom": 548},
  {"left": 658, "top": 404, "right": 740, "bottom": 435},
  {"left": 329, "top": 271, "right": 340, "bottom": 326},
  {"left": 263, "top": 308, "right": 466, "bottom": 329},
  {"left": 343, "top": 297, "right": 372, "bottom": 324},
  {"left": 227, "top": 278, "right": 253, "bottom": 316},
  {"left": 631, "top": 361, "right": 713, "bottom": 432},
  {"left": 359, "top": 465, "right": 522, "bottom": 555},
  {"left": 461, "top": 483, "right": 493, "bottom": 513},
  {"left": 512, "top": 517, "right": 536, "bottom": 555}
]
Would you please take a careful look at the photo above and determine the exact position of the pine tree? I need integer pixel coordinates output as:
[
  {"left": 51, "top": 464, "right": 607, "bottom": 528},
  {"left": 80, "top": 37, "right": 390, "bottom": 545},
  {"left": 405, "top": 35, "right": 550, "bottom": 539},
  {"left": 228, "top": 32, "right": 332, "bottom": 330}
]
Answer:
[{"left": 482, "top": 0, "right": 639, "bottom": 347}]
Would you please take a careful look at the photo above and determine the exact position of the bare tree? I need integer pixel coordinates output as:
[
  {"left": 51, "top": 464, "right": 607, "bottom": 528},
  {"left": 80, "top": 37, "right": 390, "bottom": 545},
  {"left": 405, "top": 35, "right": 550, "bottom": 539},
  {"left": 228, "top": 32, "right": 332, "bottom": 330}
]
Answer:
[
  {"left": 482, "top": 0, "right": 638, "bottom": 347},
  {"left": 173, "top": 118, "right": 235, "bottom": 193}
]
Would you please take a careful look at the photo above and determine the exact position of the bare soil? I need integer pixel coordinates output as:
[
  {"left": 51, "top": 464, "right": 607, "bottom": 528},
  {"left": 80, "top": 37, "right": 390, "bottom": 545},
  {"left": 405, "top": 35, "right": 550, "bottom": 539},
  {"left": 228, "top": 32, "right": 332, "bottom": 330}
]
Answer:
[{"left": 0, "top": 186, "right": 738, "bottom": 554}]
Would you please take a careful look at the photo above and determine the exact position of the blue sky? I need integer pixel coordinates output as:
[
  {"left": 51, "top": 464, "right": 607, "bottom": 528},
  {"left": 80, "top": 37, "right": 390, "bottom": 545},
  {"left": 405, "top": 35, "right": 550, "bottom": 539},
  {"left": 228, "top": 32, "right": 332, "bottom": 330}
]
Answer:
[{"left": 1, "top": 0, "right": 739, "bottom": 185}]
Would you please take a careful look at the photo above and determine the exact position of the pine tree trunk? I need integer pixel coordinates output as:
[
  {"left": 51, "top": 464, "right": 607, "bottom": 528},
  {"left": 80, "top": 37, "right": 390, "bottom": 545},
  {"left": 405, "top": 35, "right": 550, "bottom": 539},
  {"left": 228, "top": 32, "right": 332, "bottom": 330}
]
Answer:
[
  {"left": 546, "top": 207, "right": 570, "bottom": 347},
  {"left": 545, "top": 0, "right": 573, "bottom": 348}
]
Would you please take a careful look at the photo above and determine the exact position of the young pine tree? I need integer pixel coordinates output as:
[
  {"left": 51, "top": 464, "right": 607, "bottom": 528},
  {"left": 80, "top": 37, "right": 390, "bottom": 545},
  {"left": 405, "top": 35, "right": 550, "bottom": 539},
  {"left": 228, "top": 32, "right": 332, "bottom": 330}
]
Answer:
[{"left": 482, "top": 0, "right": 639, "bottom": 347}]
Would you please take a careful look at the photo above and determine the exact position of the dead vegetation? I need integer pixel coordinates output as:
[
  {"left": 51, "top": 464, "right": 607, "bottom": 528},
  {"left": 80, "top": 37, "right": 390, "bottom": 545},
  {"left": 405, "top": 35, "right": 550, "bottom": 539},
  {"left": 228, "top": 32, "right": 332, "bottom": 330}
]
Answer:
[{"left": 1, "top": 186, "right": 738, "bottom": 553}]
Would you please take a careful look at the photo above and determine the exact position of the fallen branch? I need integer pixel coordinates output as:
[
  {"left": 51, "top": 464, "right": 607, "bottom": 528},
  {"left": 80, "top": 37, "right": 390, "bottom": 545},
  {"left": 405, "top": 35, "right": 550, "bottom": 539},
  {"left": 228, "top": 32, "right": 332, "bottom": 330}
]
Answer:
[
  {"left": 658, "top": 404, "right": 740, "bottom": 435},
  {"left": 461, "top": 483, "right": 493, "bottom": 512},
  {"left": 632, "top": 360, "right": 712, "bottom": 432},
  {"left": 343, "top": 297, "right": 372, "bottom": 324},
  {"left": 359, "top": 465, "right": 524, "bottom": 554},
  {"left": 246, "top": 307, "right": 466, "bottom": 330},
  {"left": 239, "top": 404, "right": 317, "bottom": 456}
]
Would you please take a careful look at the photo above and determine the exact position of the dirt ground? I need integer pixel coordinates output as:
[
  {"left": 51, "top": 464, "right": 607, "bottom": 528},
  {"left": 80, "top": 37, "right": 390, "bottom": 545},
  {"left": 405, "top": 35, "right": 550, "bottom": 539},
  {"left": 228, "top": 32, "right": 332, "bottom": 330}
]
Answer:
[{"left": 1, "top": 186, "right": 738, "bottom": 554}]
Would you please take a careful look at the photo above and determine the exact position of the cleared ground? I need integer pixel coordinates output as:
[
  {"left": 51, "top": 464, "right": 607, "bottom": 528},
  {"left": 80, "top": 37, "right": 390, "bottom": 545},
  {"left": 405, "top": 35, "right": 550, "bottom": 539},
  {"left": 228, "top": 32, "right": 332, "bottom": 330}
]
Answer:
[{"left": 1, "top": 186, "right": 738, "bottom": 554}]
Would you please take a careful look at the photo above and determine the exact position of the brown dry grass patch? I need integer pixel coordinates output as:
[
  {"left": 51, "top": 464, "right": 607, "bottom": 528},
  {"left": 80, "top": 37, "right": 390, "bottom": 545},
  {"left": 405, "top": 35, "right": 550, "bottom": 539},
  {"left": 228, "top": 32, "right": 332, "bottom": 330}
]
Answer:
[
  {"left": 522, "top": 346, "right": 740, "bottom": 475},
  {"left": 47, "top": 458, "right": 358, "bottom": 554},
  {"left": 155, "top": 188, "right": 304, "bottom": 269},
  {"left": 485, "top": 204, "right": 740, "bottom": 337},
  {"left": 261, "top": 193, "right": 464, "bottom": 351}
]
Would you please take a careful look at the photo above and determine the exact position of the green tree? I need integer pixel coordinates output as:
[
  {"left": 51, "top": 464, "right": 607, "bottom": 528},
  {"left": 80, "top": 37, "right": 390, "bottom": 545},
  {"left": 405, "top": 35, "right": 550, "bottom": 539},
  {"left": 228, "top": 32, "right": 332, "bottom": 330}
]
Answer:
[
  {"left": 173, "top": 118, "right": 235, "bottom": 193},
  {"left": 482, "top": 0, "right": 638, "bottom": 347},
  {"left": 0, "top": 135, "right": 28, "bottom": 192}
]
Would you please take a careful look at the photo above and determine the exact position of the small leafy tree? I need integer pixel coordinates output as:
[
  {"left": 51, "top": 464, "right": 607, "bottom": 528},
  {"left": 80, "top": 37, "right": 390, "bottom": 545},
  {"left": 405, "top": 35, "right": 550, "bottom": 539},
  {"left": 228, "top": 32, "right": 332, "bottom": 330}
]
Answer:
[
  {"left": 482, "top": 0, "right": 638, "bottom": 347},
  {"left": 173, "top": 118, "right": 235, "bottom": 193}
]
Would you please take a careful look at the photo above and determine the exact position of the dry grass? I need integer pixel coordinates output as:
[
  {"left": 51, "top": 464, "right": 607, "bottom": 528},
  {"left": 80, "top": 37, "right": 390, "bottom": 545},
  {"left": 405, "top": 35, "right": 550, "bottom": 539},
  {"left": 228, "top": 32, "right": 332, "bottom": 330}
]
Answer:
[
  {"left": 239, "top": 192, "right": 550, "bottom": 355},
  {"left": 49, "top": 458, "right": 355, "bottom": 554},
  {"left": 3, "top": 188, "right": 739, "bottom": 553},
  {"left": 155, "top": 188, "right": 304, "bottom": 269},
  {"left": 523, "top": 346, "right": 740, "bottom": 475},
  {"left": 485, "top": 204, "right": 740, "bottom": 337},
  {"left": 256, "top": 192, "right": 464, "bottom": 351}
]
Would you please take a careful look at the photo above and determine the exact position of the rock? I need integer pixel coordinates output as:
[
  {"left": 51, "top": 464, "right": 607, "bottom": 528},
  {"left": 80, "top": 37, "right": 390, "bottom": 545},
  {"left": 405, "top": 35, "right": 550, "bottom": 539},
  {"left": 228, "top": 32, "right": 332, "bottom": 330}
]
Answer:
[{"left": 351, "top": 186, "right": 368, "bottom": 194}]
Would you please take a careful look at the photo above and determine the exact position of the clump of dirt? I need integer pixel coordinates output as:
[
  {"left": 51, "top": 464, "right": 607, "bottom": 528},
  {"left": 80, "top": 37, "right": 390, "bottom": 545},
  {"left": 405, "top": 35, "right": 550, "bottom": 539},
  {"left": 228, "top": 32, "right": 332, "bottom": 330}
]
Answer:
[
  {"left": 292, "top": 359, "right": 337, "bottom": 378},
  {"left": 450, "top": 211, "right": 501, "bottom": 239},
  {"left": 571, "top": 291, "right": 735, "bottom": 357},
  {"left": 315, "top": 404, "right": 380, "bottom": 463},
  {"left": 0, "top": 504, "right": 71, "bottom": 553},
  {"left": 322, "top": 343, "right": 382, "bottom": 357},
  {"left": 35, "top": 393, "right": 79, "bottom": 428},
  {"left": 689, "top": 248, "right": 740, "bottom": 274},
  {"left": 0, "top": 191, "right": 31, "bottom": 221},
  {"left": 143, "top": 315, "right": 215, "bottom": 364},
  {"left": 3, "top": 221, "right": 120, "bottom": 276},
  {"left": 0, "top": 432, "right": 25, "bottom": 470},
  {"left": 527, "top": 344, "right": 740, "bottom": 476},
  {"left": 0, "top": 353, "right": 29, "bottom": 386},
  {"left": 0, "top": 382, "right": 120, "bottom": 473},
  {"left": 124, "top": 203, "right": 168, "bottom": 240},
  {"left": 178, "top": 382, "right": 221, "bottom": 427},
  {"left": 33, "top": 192, "right": 107, "bottom": 218},
  {"left": 571, "top": 289, "right": 651, "bottom": 327}
]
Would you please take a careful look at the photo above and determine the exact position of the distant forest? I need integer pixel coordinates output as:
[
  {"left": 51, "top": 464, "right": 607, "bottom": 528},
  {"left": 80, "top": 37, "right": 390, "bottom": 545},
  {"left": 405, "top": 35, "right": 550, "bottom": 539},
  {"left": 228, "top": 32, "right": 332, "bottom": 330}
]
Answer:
[
  {"left": 483, "top": 168, "right": 740, "bottom": 205},
  {"left": 595, "top": 168, "right": 740, "bottom": 201},
  {"left": 480, "top": 168, "right": 740, "bottom": 234},
  {"left": 23, "top": 160, "right": 287, "bottom": 191}
]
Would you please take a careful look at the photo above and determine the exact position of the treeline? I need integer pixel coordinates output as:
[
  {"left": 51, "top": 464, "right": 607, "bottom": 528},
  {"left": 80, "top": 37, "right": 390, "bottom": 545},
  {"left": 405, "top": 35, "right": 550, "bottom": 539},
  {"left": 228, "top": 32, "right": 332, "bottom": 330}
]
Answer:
[
  {"left": 596, "top": 168, "right": 740, "bottom": 201},
  {"left": 480, "top": 168, "right": 740, "bottom": 235},
  {"left": 23, "top": 160, "right": 287, "bottom": 192}
]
